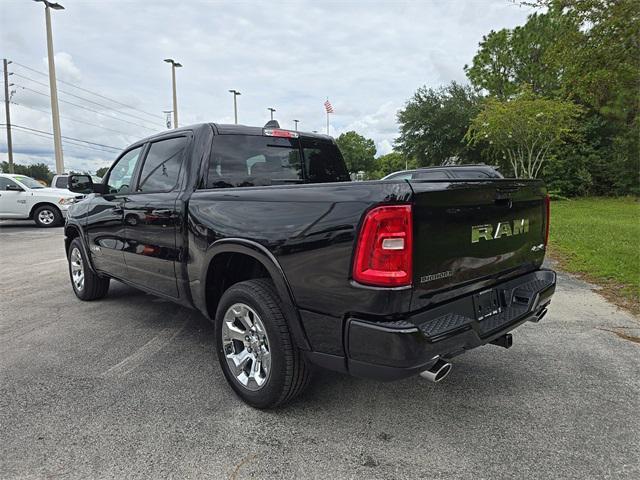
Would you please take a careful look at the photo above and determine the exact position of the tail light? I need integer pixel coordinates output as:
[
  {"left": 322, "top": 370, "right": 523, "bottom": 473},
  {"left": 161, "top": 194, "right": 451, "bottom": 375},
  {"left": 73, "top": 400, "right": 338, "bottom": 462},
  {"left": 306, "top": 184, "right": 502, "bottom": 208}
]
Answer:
[
  {"left": 352, "top": 205, "right": 413, "bottom": 287},
  {"left": 544, "top": 194, "right": 550, "bottom": 246}
]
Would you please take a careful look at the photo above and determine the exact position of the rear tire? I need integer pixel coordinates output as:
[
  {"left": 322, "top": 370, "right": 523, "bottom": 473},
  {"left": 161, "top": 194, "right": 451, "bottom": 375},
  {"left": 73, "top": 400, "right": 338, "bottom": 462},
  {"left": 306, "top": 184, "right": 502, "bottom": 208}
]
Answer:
[
  {"left": 33, "top": 205, "right": 62, "bottom": 228},
  {"left": 215, "top": 279, "right": 311, "bottom": 408},
  {"left": 68, "top": 238, "right": 110, "bottom": 300}
]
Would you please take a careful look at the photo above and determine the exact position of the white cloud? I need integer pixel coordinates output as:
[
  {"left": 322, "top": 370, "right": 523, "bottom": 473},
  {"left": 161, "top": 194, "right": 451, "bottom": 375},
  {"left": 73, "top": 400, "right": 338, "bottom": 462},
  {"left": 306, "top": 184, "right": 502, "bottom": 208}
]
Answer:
[{"left": 0, "top": 0, "right": 535, "bottom": 173}]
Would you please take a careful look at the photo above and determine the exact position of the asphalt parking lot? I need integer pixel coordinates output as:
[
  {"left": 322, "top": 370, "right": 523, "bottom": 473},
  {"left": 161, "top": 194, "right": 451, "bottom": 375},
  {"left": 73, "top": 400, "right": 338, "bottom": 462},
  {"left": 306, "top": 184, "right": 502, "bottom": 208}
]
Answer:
[{"left": 1, "top": 220, "right": 638, "bottom": 479}]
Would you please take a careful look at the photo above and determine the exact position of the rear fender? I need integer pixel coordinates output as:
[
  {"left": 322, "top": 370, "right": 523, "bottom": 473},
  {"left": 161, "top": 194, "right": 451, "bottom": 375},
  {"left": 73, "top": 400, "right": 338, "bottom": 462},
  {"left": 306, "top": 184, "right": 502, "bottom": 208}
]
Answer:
[{"left": 200, "top": 238, "right": 311, "bottom": 351}]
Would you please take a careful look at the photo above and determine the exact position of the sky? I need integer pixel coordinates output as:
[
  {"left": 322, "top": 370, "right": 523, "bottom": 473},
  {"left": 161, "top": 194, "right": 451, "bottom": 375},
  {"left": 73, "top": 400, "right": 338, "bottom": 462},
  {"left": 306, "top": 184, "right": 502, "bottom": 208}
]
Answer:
[{"left": 0, "top": 0, "right": 536, "bottom": 174}]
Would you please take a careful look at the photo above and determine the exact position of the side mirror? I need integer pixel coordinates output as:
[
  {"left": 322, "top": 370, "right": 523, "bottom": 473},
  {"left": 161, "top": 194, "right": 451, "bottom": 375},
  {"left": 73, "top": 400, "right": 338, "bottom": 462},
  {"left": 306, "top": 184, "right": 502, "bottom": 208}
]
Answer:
[
  {"left": 5, "top": 184, "right": 23, "bottom": 192},
  {"left": 68, "top": 174, "right": 102, "bottom": 194}
]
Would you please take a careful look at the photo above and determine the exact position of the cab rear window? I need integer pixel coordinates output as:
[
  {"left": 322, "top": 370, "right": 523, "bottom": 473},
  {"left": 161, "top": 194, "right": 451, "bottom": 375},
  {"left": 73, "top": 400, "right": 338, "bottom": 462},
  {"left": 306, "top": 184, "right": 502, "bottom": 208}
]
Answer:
[{"left": 205, "top": 135, "right": 349, "bottom": 188}]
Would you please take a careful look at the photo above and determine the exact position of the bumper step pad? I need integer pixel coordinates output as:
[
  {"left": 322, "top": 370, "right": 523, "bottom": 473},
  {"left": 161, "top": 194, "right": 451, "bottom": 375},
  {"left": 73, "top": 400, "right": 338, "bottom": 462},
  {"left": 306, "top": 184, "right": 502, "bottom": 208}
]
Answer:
[{"left": 417, "top": 270, "right": 556, "bottom": 341}]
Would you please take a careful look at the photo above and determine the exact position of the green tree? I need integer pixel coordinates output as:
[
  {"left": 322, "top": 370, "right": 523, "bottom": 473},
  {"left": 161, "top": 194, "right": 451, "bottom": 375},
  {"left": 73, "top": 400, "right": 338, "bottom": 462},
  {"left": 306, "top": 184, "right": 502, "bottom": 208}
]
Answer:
[
  {"left": 335, "top": 131, "right": 376, "bottom": 174},
  {"left": 466, "top": 90, "right": 582, "bottom": 178},
  {"left": 1, "top": 162, "right": 53, "bottom": 183},
  {"left": 396, "top": 82, "right": 483, "bottom": 166},
  {"left": 370, "top": 152, "right": 417, "bottom": 179},
  {"left": 96, "top": 166, "right": 109, "bottom": 178},
  {"left": 464, "top": 11, "right": 573, "bottom": 99}
]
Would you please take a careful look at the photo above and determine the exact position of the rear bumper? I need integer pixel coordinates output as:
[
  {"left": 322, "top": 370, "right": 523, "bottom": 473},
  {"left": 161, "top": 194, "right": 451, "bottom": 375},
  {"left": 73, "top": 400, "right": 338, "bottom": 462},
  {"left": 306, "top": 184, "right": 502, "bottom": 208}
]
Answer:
[{"left": 345, "top": 269, "right": 556, "bottom": 381}]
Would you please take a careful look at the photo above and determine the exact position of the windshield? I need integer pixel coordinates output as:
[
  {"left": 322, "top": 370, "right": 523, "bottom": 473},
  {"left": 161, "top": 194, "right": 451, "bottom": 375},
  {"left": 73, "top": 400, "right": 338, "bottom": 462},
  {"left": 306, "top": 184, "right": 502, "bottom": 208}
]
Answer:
[{"left": 14, "top": 176, "right": 45, "bottom": 189}]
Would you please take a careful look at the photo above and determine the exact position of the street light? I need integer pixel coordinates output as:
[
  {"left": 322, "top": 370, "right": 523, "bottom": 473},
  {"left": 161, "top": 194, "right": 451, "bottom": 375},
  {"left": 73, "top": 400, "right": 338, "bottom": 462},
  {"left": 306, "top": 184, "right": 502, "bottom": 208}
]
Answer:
[
  {"left": 34, "top": 0, "right": 65, "bottom": 174},
  {"left": 267, "top": 107, "right": 276, "bottom": 121},
  {"left": 164, "top": 58, "right": 182, "bottom": 129},
  {"left": 229, "top": 89, "right": 241, "bottom": 124},
  {"left": 293, "top": 119, "right": 299, "bottom": 131}
]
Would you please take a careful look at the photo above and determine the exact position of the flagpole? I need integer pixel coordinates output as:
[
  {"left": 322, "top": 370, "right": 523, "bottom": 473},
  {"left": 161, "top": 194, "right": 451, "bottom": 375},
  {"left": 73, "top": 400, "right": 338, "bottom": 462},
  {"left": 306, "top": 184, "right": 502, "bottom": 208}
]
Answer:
[{"left": 326, "top": 111, "right": 329, "bottom": 135}]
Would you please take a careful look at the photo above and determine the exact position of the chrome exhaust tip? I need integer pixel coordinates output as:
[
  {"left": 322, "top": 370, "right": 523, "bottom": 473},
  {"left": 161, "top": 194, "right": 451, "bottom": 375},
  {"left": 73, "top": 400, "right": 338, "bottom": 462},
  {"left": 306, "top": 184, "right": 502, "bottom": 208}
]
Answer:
[{"left": 419, "top": 358, "right": 452, "bottom": 383}]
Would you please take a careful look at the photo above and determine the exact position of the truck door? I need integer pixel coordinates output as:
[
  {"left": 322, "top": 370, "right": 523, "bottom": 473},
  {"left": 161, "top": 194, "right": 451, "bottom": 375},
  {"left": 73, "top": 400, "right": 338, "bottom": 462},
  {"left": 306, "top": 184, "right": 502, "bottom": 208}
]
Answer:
[
  {"left": 0, "top": 177, "right": 30, "bottom": 218},
  {"left": 122, "top": 134, "right": 189, "bottom": 298},
  {"left": 84, "top": 146, "right": 144, "bottom": 279}
]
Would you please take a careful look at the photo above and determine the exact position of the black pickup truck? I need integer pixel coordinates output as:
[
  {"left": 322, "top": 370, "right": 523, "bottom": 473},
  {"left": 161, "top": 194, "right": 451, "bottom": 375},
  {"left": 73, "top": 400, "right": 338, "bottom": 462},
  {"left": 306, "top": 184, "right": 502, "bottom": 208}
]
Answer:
[{"left": 65, "top": 123, "right": 556, "bottom": 408}]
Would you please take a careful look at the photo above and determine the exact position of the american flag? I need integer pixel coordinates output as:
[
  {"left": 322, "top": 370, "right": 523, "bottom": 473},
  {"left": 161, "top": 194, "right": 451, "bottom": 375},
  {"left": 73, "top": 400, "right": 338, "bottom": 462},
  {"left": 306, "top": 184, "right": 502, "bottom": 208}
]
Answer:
[{"left": 324, "top": 99, "right": 334, "bottom": 114}]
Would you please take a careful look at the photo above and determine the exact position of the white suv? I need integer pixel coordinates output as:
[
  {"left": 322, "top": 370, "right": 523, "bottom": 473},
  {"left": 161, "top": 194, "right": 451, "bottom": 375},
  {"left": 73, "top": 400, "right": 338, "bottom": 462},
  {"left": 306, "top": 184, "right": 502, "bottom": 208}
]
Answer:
[{"left": 0, "top": 173, "right": 81, "bottom": 227}]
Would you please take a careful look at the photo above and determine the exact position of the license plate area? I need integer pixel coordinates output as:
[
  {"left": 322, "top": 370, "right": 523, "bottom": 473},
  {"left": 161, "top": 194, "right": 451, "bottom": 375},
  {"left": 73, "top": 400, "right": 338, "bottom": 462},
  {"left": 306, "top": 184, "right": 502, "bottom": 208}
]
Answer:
[{"left": 473, "top": 289, "right": 501, "bottom": 321}]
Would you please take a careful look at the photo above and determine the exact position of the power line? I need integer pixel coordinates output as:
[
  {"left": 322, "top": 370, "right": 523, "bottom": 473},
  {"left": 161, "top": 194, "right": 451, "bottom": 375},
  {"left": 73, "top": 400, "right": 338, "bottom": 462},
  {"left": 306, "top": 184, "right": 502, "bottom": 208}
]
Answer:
[
  {"left": 11, "top": 60, "right": 165, "bottom": 122},
  {"left": 1, "top": 123, "right": 123, "bottom": 150},
  {"left": 12, "top": 84, "right": 158, "bottom": 132},
  {"left": 7, "top": 127, "right": 120, "bottom": 155},
  {"left": 12, "top": 72, "right": 165, "bottom": 128},
  {"left": 11, "top": 101, "right": 138, "bottom": 139}
]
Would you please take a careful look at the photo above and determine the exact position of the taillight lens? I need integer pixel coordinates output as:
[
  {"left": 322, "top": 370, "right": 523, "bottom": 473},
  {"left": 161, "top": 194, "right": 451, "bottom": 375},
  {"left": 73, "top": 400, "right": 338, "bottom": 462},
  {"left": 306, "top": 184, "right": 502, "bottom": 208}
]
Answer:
[
  {"left": 544, "top": 194, "right": 550, "bottom": 246},
  {"left": 352, "top": 205, "right": 413, "bottom": 287}
]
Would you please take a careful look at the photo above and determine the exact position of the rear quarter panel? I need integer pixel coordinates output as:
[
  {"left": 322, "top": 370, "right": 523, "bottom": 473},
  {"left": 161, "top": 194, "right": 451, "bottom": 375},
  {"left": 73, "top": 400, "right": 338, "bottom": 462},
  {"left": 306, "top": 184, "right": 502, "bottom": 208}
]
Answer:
[{"left": 187, "top": 180, "right": 414, "bottom": 318}]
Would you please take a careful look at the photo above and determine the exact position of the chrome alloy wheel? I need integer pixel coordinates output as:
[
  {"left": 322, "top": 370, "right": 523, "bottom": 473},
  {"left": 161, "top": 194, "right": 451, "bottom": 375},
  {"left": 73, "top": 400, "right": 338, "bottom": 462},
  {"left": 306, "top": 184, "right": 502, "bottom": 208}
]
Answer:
[
  {"left": 38, "top": 209, "right": 55, "bottom": 225},
  {"left": 70, "top": 247, "right": 85, "bottom": 291},
  {"left": 222, "top": 303, "right": 271, "bottom": 391}
]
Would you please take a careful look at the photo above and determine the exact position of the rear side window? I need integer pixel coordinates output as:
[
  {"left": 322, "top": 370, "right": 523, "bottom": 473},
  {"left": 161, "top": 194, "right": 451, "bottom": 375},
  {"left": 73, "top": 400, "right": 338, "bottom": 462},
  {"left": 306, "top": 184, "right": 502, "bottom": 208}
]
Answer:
[
  {"left": 451, "top": 170, "right": 491, "bottom": 179},
  {"left": 413, "top": 170, "right": 449, "bottom": 180},
  {"left": 55, "top": 177, "right": 68, "bottom": 188},
  {"left": 137, "top": 136, "right": 188, "bottom": 192},
  {"left": 206, "top": 135, "right": 302, "bottom": 188},
  {"left": 301, "top": 138, "right": 350, "bottom": 183}
]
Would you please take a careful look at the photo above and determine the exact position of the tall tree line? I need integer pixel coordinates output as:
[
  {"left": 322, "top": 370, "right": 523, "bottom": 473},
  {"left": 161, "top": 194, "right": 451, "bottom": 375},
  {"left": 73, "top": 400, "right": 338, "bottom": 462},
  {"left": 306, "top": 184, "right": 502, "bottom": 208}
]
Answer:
[{"left": 395, "top": 0, "right": 639, "bottom": 196}]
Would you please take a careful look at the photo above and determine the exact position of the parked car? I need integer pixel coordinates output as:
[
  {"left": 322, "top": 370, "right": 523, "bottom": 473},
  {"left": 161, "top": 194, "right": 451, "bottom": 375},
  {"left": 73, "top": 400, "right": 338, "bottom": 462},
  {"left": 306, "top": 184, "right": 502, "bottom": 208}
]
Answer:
[
  {"left": 0, "top": 173, "right": 82, "bottom": 227},
  {"left": 64, "top": 123, "right": 555, "bottom": 408},
  {"left": 382, "top": 164, "right": 503, "bottom": 181},
  {"left": 52, "top": 173, "right": 102, "bottom": 192}
]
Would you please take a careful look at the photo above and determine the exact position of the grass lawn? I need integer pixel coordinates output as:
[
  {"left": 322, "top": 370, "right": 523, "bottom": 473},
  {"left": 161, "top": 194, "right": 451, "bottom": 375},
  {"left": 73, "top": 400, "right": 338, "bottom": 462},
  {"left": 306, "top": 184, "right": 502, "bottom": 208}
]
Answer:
[{"left": 548, "top": 197, "right": 640, "bottom": 314}]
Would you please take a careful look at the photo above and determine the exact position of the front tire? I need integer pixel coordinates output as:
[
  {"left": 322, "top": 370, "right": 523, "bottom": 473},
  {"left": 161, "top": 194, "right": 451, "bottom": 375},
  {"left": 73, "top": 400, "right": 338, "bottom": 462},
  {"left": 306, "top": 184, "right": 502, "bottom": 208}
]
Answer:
[
  {"left": 33, "top": 205, "right": 62, "bottom": 227},
  {"left": 215, "top": 279, "right": 311, "bottom": 408},
  {"left": 68, "top": 238, "right": 110, "bottom": 300}
]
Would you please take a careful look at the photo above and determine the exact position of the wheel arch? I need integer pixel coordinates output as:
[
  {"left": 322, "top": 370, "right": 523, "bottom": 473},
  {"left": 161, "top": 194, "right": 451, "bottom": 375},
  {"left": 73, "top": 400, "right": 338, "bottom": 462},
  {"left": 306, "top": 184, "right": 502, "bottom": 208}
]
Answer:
[
  {"left": 29, "top": 201, "right": 61, "bottom": 219},
  {"left": 64, "top": 223, "right": 99, "bottom": 275},
  {"left": 201, "top": 239, "right": 310, "bottom": 351}
]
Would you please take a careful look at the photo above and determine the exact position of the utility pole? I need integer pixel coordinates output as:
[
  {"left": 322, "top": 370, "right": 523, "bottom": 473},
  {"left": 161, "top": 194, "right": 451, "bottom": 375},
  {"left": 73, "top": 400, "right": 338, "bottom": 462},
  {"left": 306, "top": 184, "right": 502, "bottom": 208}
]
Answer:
[
  {"left": 3, "top": 59, "right": 14, "bottom": 173},
  {"left": 268, "top": 107, "right": 276, "bottom": 121},
  {"left": 229, "top": 90, "right": 241, "bottom": 124},
  {"left": 293, "top": 119, "right": 299, "bottom": 131},
  {"left": 164, "top": 59, "right": 182, "bottom": 128},
  {"left": 35, "top": 0, "right": 65, "bottom": 174}
]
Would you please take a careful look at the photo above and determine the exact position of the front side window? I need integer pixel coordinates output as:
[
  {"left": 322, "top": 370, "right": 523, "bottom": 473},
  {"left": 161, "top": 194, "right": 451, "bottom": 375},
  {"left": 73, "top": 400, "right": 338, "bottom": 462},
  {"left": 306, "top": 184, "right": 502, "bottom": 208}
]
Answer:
[
  {"left": 206, "top": 135, "right": 302, "bottom": 189},
  {"left": 13, "top": 176, "right": 45, "bottom": 189},
  {"left": 0, "top": 177, "right": 21, "bottom": 190},
  {"left": 301, "top": 138, "right": 350, "bottom": 183},
  {"left": 137, "top": 137, "right": 188, "bottom": 193},
  {"left": 106, "top": 146, "right": 142, "bottom": 194}
]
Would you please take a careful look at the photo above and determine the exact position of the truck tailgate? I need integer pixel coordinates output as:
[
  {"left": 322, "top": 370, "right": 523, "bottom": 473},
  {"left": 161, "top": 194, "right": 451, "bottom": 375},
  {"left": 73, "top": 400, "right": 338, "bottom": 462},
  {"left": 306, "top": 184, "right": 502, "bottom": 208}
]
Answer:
[{"left": 409, "top": 179, "right": 548, "bottom": 296}]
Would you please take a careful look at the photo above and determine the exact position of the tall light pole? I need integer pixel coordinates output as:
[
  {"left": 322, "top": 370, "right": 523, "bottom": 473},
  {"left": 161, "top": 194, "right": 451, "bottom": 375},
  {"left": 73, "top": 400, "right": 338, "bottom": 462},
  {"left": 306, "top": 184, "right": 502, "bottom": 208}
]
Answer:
[
  {"left": 3, "top": 59, "right": 14, "bottom": 173},
  {"left": 293, "top": 119, "right": 299, "bottom": 131},
  {"left": 164, "top": 59, "right": 181, "bottom": 129},
  {"left": 34, "top": 0, "right": 64, "bottom": 174},
  {"left": 267, "top": 107, "right": 276, "bottom": 121},
  {"left": 228, "top": 90, "right": 241, "bottom": 124}
]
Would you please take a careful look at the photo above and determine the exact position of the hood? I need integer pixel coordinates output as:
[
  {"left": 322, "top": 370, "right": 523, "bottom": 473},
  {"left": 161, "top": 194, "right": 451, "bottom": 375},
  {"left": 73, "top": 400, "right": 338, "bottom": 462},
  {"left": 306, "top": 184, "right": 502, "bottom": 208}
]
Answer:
[{"left": 32, "top": 187, "right": 78, "bottom": 197}]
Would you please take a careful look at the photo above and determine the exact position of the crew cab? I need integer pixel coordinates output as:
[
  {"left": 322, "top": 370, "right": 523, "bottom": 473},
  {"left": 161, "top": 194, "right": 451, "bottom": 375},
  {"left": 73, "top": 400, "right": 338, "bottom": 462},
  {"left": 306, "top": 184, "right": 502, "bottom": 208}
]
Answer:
[
  {"left": 64, "top": 123, "right": 556, "bottom": 408},
  {"left": 0, "top": 173, "right": 81, "bottom": 227}
]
